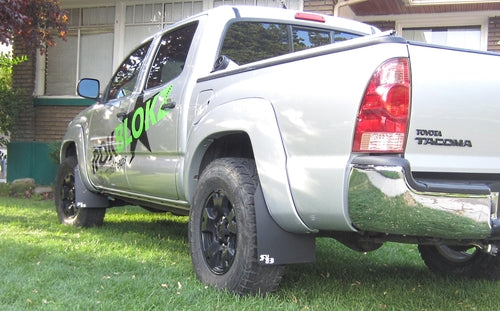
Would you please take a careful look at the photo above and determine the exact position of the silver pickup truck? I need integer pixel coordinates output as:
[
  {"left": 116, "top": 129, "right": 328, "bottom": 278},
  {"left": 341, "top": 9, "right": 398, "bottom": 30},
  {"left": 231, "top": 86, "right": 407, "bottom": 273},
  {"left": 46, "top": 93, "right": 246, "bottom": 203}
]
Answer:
[{"left": 55, "top": 5, "right": 500, "bottom": 294}]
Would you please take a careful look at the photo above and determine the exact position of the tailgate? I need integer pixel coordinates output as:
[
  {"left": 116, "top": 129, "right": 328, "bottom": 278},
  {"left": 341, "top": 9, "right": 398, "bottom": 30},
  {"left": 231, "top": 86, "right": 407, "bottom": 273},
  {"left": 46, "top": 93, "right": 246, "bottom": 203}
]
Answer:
[{"left": 405, "top": 43, "right": 500, "bottom": 174}]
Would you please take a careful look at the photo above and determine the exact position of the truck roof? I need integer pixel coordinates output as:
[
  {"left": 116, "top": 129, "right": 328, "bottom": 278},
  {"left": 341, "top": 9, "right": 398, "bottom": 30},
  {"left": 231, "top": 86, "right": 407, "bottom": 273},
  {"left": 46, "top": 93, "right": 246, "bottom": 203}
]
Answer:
[{"left": 177, "top": 5, "right": 379, "bottom": 36}]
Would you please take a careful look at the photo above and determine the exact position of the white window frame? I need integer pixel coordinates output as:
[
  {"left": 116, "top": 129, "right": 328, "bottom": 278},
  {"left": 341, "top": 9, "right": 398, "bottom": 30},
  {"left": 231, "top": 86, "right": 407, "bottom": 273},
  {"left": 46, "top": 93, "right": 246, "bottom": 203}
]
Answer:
[
  {"left": 358, "top": 11, "right": 500, "bottom": 52},
  {"left": 395, "top": 13, "right": 489, "bottom": 51}
]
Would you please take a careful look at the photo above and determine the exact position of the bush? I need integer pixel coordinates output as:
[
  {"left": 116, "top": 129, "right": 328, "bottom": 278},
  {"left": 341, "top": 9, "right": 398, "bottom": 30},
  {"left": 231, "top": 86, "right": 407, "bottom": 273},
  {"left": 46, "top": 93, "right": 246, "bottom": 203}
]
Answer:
[
  {"left": 8, "top": 178, "right": 36, "bottom": 198},
  {"left": 48, "top": 141, "right": 62, "bottom": 164},
  {"left": 0, "top": 178, "right": 53, "bottom": 200},
  {"left": 0, "top": 182, "right": 8, "bottom": 196}
]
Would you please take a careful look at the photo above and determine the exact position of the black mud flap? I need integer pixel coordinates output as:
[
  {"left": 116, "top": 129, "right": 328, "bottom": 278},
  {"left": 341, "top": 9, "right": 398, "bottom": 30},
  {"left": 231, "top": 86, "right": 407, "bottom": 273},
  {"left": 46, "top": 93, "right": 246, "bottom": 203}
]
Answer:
[
  {"left": 74, "top": 166, "right": 109, "bottom": 208},
  {"left": 255, "top": 185, "right": 316, "bottom": 265}
]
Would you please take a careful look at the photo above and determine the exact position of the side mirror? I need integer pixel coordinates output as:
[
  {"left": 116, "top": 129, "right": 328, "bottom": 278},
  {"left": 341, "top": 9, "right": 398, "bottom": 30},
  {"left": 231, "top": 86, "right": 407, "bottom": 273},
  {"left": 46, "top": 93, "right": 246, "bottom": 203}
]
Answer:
[{"left": 77, "top": 78, "right": 100, "bottom": 100}]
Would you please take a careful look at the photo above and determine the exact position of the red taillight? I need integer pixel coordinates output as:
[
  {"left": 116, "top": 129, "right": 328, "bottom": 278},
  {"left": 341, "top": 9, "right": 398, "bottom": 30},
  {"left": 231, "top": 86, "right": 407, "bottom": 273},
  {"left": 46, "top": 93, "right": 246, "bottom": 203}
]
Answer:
[{"left": 353, "top": 58, "right": 411, "bottom": 153}]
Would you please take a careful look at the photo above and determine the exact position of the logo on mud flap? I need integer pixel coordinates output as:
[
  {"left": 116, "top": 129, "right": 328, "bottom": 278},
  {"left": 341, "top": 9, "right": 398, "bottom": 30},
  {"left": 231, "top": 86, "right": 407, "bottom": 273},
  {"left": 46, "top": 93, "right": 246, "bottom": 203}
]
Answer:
[{"left": 259, "top": 254, "right": 275, "bottom": 264}]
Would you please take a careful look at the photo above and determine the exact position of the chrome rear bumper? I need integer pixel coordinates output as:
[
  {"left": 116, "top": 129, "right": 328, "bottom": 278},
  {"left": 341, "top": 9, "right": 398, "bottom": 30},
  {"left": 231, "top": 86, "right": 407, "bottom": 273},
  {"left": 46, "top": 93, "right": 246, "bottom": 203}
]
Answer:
[{"left": 348, "top": 156, "right": 499, "bottom": 240}]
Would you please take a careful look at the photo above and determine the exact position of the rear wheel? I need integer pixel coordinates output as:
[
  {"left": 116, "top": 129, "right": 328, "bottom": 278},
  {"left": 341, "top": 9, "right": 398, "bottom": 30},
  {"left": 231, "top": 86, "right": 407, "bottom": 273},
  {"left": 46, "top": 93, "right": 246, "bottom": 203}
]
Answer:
[
  {"left": 55, "top": 156, "right": 106, "bottom": 227},
  {"left": 418, "top": 244, "right": 500, "bottom": 279},
  {"left": 189, "top": 158, "right": 284, "bottom": 295}
]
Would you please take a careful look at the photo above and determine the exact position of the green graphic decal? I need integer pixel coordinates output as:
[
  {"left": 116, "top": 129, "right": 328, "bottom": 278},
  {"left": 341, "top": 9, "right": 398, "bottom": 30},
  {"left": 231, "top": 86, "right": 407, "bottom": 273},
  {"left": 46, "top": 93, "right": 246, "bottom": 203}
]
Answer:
[{"left": 114, "top": 85, "right": 173, "bottom": 156}]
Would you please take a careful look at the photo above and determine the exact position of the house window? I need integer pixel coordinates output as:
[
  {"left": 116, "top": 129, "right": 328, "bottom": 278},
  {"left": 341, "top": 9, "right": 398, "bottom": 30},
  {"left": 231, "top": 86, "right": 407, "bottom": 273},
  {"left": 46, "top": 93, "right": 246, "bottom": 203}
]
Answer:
[
  {"left": 214, "top": 0, "right": 281, "bottom": 7},
  {"left": 45, "top": 2, "right": 204, "bottom": 97},
  {"left": 402, "top": 26, "right": 481, "bottom": 50},
  {"left": 213, "top": 0, "right": 302, "bottom": 10},
  {"left": 124, "top": 2, "right": 203, "bottom": 55},
  {"left": 42, "top": 1, "right": 306, "bottom": 97},
  {"left": 46, "top": 6, "right": 115, "bottom": 96}
]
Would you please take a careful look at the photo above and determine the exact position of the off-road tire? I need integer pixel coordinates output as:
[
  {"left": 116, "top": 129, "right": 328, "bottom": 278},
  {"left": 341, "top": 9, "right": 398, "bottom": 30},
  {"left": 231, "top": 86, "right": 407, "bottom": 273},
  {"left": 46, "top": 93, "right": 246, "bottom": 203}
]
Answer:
[
  {"left": 55, "top": 156, "right": 106, "bottom": 227},
  {"left": 418, "top": 244, "right": 500, "bottom": 279},
  {"left": 189, "top": 158, "right": 285, "bottom": 295}
]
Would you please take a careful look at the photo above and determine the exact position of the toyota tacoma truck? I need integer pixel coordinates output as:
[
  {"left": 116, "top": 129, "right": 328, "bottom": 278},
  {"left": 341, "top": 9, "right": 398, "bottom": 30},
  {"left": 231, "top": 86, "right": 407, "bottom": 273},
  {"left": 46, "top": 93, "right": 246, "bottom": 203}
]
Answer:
[{"left": 55, "top": 5, "right": 500, "bottom": 295}]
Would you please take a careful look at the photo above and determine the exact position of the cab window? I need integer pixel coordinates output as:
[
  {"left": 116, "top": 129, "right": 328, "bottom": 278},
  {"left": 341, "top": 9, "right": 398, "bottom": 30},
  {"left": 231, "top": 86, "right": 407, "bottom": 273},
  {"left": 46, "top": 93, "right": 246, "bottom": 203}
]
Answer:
[
  {"left": 105, "top": 40, "right": 151, "bottom": 101},
  {"left": 292, "top": 27, "right": 331, "bottom": 52},
  {"left": 220, "top": 22, "right": 289, "bottom": 65},
  {"left": 146, "top": 22, "right": 198, "bottom": 89},
  {"left": 220, "top": 21, "right": 360, "bottom": 65}
]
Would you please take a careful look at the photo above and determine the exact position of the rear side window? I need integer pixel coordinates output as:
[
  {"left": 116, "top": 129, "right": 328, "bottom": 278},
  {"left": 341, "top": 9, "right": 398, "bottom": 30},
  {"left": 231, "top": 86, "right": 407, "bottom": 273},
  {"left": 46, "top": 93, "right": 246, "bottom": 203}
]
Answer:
[
  {"left": 146, "top": 22, "right": 198, "bottom": 89},
  {"left": 293, "top": 27, "right": 331, "bottom": 52},
  {"left": 220, "top": 21, "right": 360, "bottom": 65},
  {"left": 220, "top": 22, "right": 289, "bottom": 65}
]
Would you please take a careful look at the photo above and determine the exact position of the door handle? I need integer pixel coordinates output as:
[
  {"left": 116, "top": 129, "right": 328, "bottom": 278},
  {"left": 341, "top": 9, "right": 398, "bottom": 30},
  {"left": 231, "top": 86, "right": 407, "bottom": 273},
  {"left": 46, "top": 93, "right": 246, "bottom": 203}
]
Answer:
[
  {"left": 116, "top": 111, "right": 127, "bottom": 121},
  {"left": 161, "top": 99, "right": 176, "bottom": 111}
]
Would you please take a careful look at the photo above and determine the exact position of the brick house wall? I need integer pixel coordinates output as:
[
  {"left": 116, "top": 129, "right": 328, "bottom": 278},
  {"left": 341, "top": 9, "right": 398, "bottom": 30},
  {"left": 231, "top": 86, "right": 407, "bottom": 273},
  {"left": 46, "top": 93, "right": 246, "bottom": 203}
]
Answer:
[
  {"left": 488, "top": 17, "right": 500, "bottom": 53},
  {"left": 34, "top": 106, "right": 87, "bottom": 141},
  {"left": 12, "top": 43, "right": 88, "bottom": 143},
  {"left": 10, "top": 41, "right": 88, "bottom": 183},
  {"left": 302, "top": 1, "right": 395, "bottom": 32},
  {"left": 12, "top": 42, "right": 36, "bottom": 141},
  {"left": 303, "top": 0, "right": 335, "bottom": 15}
]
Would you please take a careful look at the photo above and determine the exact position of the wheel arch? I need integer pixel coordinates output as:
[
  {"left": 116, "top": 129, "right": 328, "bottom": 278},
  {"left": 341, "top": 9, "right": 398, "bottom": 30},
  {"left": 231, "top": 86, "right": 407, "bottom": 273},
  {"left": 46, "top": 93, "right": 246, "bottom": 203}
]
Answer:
[
  {"left": 59, "top": 125, "right": 97, "bottom": 194},
  {"left": 183, "top": 97, "right": 314, "bottom": 233},
  {"left": 198, "top": 132, "right": 254, "bottom": 176},
  {"left": 60, "top": 140, "right": 77, "bottom": 163},
  {"left": 60, "top": 124, "right": 85, "bottom": 166}
]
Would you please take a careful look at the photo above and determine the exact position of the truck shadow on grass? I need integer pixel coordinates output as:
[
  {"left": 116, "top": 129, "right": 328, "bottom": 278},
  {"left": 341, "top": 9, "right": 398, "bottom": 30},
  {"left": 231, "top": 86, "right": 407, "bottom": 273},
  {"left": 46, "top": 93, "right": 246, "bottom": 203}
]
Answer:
[
  {"left": 279, "top": 238, "right": 500, "bottom": 309},
  {"left": 56, "top": 207, "right": 500, "bottom": 309}
]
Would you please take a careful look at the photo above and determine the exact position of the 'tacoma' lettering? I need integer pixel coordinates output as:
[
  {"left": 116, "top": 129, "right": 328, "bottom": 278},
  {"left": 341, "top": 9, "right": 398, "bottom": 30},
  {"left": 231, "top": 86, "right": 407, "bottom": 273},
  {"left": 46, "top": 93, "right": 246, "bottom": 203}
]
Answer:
[{"left": 415, "top": 137, "right": 472, "bottom": 147}]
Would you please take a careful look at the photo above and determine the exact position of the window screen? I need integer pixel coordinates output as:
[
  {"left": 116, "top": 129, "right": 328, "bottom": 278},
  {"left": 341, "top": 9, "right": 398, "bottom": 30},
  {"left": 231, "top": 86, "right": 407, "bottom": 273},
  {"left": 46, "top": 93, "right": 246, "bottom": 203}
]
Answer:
[{"left": 402, "top": 26, "right": 481, "bottom": 50}]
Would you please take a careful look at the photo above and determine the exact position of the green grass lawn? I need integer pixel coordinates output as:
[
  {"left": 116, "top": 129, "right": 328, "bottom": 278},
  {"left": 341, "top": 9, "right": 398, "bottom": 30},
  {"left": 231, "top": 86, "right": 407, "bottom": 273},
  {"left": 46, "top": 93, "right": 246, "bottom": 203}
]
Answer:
[{"left": 1, "top": 197, "right": 499, "bottom": 310}]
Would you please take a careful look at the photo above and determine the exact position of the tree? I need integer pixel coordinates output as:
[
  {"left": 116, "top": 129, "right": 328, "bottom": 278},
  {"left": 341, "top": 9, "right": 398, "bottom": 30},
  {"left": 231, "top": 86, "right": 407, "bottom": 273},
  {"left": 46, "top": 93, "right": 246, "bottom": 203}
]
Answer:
[
  {"left": 0, "top": 0, "right": 68, "bottom": 146},
  {"left": 0, "top": 0, "right": 69, "bottom": 54},
  {"left": 0, "top": 53, "right": 26, "bottom": 146}
]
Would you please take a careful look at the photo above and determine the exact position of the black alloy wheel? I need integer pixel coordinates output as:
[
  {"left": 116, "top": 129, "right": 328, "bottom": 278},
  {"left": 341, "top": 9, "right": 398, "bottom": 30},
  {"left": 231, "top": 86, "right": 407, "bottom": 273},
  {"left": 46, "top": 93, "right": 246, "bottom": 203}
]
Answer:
[{"left": 200, "top": 189, "right": 237, "bottom": 274}]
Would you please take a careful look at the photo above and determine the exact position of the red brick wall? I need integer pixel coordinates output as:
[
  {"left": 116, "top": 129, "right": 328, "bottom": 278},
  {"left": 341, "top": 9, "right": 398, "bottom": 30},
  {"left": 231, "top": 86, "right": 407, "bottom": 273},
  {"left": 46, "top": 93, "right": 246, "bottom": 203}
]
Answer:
[
  {"left": 304, "top": 0, "right": 335, "bottom": 15},
  {"left": 12, "top": 42, "right": 36, "bottom": 141},
  {"left": 12, "top": 42, "right": 87, "bottom": 142},
  {"left": 34, "top": 106, "right": 87, "bottom": 141},
  {"left": 488, "top": 17, "right": 500, "bottom": 53}
]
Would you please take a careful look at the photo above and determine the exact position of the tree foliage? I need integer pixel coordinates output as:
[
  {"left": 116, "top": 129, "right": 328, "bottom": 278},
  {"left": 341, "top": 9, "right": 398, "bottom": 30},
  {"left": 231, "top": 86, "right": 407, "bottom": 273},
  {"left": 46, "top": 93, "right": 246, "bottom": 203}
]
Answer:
[
  {"left": 0, "top": 53, "right": 26, "bottom": 146},
  {"left": 0, "top": 0, "right": 68, "bottom": 146},
  {"left": 0, "top": 0, "right": 69, "bottom": 54}
]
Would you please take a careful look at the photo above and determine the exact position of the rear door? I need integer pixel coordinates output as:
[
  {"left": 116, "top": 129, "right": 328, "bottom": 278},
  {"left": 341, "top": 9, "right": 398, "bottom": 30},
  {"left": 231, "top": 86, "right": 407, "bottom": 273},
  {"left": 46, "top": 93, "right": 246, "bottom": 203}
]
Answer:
[{"left": 125, "top": 22, "right": 199, "bottom": 199}]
